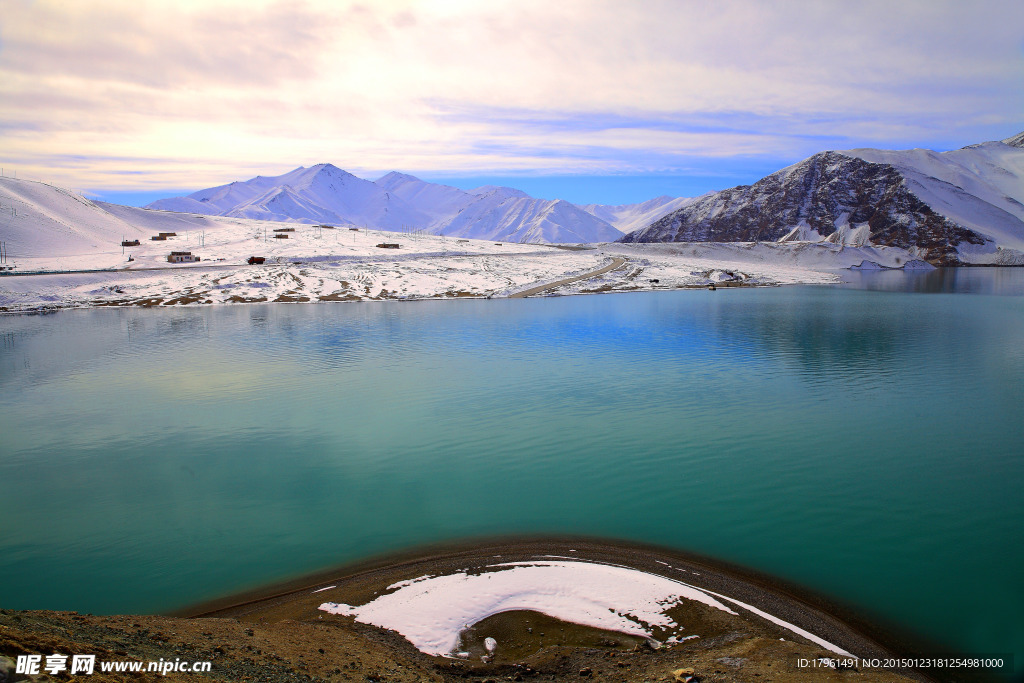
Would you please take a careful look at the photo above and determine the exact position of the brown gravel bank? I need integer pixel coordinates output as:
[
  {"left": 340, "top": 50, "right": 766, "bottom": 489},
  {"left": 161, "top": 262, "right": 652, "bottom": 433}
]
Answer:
[{"left": 1, "top": 539, "right": 935, "bottom": 683}]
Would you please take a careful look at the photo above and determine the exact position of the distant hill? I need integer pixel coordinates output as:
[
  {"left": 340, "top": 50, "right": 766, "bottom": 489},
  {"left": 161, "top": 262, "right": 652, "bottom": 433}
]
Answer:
[
  {"left": 0, "top": 175, "right": 247, "bottom": 259},
  {"left": 620, "top": 132, "right": 1024, "bottom": 265}
]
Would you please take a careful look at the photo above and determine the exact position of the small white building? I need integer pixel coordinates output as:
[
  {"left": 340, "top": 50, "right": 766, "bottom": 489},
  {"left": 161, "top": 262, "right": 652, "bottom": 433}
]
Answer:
[{"left": 167, "top": 251, "right": 200, "bottom": 263}]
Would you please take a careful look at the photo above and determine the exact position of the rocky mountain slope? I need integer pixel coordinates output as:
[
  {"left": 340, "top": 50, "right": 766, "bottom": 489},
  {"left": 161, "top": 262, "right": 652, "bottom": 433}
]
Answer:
[{"left": 621, "top": 133, "right": 1024, "bottom": 265}]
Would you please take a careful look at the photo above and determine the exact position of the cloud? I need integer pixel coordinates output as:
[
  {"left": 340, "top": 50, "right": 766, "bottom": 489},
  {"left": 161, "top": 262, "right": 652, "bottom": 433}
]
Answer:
[
  {"left": 0, "top": 0, "right": 1021, "bottom": 191},
  {"left": 1, "top": 0, "right": 339, "bottom": 87}
]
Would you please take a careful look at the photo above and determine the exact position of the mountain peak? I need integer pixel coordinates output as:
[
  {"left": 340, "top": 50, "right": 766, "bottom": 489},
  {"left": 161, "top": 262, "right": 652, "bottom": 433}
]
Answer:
[
  {"left": 308, "top": 162, "right": 345, "bottom": 175},
  {"left": 375, "top": 171, "right": 425, "bottom": 190},
  {"left": 292, "top": 163, "right": 363, "bottom": 188},
  {"left": 377, "top": 171, "right": 421, "bottom": 182},
  {"left": 1002, "top": 131, "right": 1024, "bottom": 148}
]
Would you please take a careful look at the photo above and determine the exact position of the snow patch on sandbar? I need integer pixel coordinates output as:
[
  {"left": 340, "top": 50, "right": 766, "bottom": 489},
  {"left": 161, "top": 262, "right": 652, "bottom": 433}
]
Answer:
[
  {"left": 320, "top": 559, "right": 736, "bottom": 657},
  {"left": 318, "top": 558, "right": 856, "bottom": 658}
]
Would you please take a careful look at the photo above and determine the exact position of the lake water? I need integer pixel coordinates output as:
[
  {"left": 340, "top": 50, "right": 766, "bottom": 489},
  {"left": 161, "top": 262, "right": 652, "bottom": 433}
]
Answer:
[{"left": 2, "top": 270, "right": 1023, "bottom": 671}]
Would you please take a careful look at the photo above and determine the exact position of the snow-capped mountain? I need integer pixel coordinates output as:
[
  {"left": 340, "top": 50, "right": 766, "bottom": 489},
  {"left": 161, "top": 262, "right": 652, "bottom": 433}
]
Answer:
[
  {"left": 146, "top": 166, "right": 675, "bottom": 243},
  {"left": 621, "top": 132, "right": 1024, "bottom": 265},
  {"left": 372, "top": 173, "right": 625, "bottom": 241},
  {"left": 439, "top": 194, "right": 624, "bottom": 243},
  {"left": 374, "top": 171, "right": 474, "bottom": 223},
  {"left": 577, "top": 196, "right": 694, "bottom": 234},
  {"left": 149, "top": 164, "right": 430, "bottom": 232}
]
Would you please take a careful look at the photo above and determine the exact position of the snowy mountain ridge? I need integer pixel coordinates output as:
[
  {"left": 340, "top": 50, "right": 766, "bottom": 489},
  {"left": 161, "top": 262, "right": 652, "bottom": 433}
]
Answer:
[
  {"left": 578, "top": 195, "right": 695, "bottom": 234},
  {"left": 147, "top": 166, "right": 679, "bottom": 244},
  {"left": 150, "top": 164, "right": 433, "bottom": 233},
  {"left": 621, "top": 132, "right": 1024, "bottom": 265}
]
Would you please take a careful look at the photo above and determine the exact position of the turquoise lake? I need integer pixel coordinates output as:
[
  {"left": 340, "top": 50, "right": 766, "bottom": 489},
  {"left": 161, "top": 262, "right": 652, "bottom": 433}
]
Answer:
[{"left": 1, "top": 270, "right": 1023, "bottom": 672}]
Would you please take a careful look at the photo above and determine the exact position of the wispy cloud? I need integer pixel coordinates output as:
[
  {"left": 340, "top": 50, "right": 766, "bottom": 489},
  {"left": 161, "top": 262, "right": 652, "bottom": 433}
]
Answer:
[{"left": 1, "top": 0, "right": 1021, "bottom": 192}]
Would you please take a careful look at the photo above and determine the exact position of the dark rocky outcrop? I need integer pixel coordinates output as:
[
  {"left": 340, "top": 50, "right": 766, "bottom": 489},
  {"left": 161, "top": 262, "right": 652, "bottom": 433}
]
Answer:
[
  {"left": 620, "top": 151, "right": 989, "bottom": 265},
  {"left": 1002, "top": 131, "right": 1024, "bottom": 148}
]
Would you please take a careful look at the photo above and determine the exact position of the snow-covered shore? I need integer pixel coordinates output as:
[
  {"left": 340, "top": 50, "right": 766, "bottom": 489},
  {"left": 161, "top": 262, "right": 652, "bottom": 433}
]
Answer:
[
  {"left": 0, "top": 235, "right": 926, "bottom": 313},
  {"left": 0, "top": 176, "right": 931, "bottom": 313}
]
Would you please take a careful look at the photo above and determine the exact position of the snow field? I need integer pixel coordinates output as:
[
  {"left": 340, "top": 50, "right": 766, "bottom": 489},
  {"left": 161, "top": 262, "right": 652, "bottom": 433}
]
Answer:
[{"left": 317, "top": 558, "right": 853, "bottom": 659}]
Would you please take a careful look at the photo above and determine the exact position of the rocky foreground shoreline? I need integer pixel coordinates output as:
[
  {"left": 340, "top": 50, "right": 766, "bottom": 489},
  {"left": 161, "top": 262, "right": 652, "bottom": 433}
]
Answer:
[
  {"left": 0, "top": 539, "right": 935, "bottom": 683},
  {"left": 0, "top": 606, "right": 920, "bottom": 683}
]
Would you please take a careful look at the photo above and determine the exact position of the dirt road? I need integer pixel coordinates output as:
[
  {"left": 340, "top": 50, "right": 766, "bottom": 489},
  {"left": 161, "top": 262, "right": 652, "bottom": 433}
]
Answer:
[{"left": 509, "top": 256, "right": 626, "bottom": 298}]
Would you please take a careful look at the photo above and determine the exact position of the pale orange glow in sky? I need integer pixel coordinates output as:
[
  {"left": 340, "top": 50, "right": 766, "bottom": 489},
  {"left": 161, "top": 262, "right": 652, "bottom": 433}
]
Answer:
[{"left": 1, "top": 0, "right": 1022, "bottom": 195}]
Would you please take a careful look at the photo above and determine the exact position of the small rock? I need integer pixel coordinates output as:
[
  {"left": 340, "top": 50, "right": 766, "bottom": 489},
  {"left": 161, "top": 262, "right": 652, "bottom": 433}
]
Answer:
[
  {"left": 0, "top": 655, "right": 16, "bottom": 680},
  {"left": 578, "top": 667, "right": 593, "bottom": 677},
  {"left": 672, "top": 667, "right": 697, "bottom": 683}
]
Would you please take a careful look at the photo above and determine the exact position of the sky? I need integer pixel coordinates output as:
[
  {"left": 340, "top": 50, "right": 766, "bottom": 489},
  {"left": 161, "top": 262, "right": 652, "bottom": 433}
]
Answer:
[{"left": 1, "top": 0, "right": 1023, "bottom": 206}]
